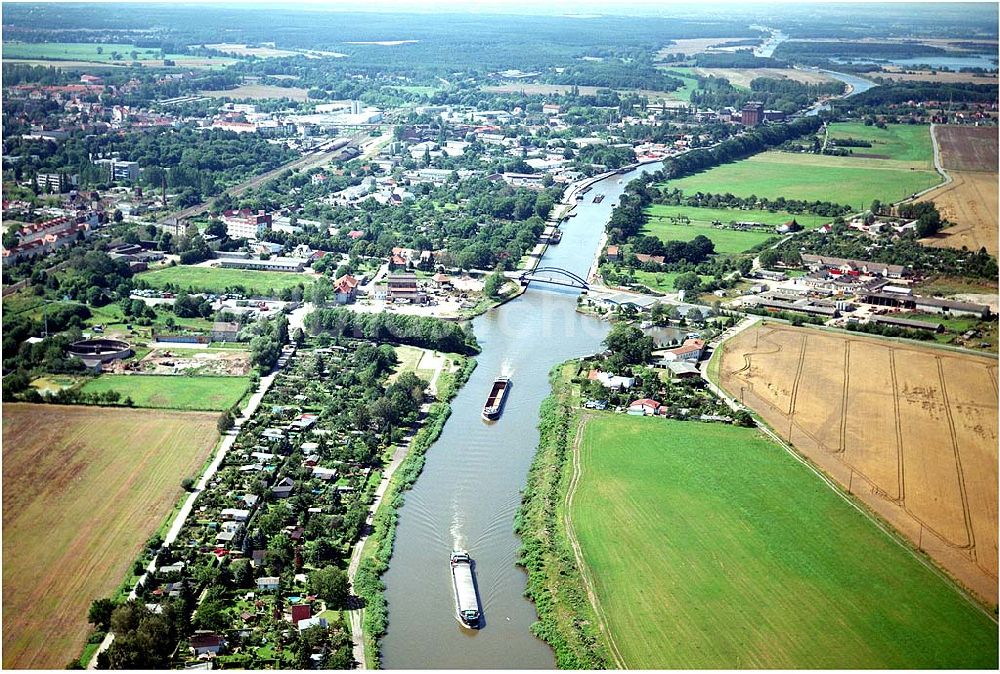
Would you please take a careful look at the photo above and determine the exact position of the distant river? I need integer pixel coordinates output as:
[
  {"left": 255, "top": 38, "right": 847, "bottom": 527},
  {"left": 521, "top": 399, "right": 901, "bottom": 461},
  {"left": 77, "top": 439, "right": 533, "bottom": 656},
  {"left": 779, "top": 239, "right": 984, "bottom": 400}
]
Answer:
[{"left": 380, "top": 162, "right": 662, "bottom": 668}]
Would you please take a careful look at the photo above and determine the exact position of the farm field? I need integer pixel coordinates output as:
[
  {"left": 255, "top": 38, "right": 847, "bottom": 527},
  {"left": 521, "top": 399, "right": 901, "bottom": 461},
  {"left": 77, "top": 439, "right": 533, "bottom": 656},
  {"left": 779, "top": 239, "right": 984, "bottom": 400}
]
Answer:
[
  {"left": 80, "top": 374, "right": 251, "bottom": 411},
  {"left": 1, "top": 404, "right": 219, "bottom": 669},
  {"left": 825, "top": 123, "right": 933, "bottom": 163},
  {"left": 877, "top": 69, "right": 999, "bottom": 84},
  {"left": 667, "top": 151, "right": 941, "bottom": 211},
  {"left": 200, "top": 84, "right": 311, "bottom": 101},
  {"left": 920, "top": 125, "right": 999, "bottom": 255},
  {"left": 1, "top": 42, "right": 234, "bottom": 68},
  {"left": 643, "top": 204, "right": 829, "bottom": 253},
  {"left": 654, "top": 37, "right": 757, "bottom": 58},
  {"left": 137, "top": 265, "right": 315, "bottom": 296},
  {"left": 689, "top": 66, "right": 839, "bottom": 89},
  {"left": 717, "top": 322, "right": 999, "bottom": 606},
  {"left": 570, "top": 413, "right": 998, "bottom": 668}
]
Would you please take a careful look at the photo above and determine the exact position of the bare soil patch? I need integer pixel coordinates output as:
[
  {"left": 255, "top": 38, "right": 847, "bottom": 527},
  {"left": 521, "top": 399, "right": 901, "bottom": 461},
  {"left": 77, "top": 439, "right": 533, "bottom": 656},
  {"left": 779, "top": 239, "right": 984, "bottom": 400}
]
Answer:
[
  {"left": 1, "top": 404, "right": 219, "bottom": 668},
  {"left": 718, "top": 323, "right": 998, "bottom": 607}
]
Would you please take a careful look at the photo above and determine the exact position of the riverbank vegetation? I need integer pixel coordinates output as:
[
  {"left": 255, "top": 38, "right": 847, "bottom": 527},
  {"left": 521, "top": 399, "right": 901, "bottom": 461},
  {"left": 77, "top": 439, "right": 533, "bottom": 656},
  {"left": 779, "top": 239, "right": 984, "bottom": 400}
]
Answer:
[
  {"left": 355, "top": 356, "right": 476, "bottom": 667},
  {"left": 572, "top": 412, "right": 998, "bottom": 668},
  {"left": 514, "top": 362, "right": 613, "bottom": 669},
  {"left": 305, "top": 308, "right": 479, "bottom": 355}
]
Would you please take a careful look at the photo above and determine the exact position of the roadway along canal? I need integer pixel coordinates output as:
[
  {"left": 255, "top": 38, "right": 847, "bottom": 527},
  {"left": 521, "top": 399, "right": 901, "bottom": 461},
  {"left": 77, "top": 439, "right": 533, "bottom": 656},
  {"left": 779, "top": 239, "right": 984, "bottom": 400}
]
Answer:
[{"left": 380, "top": 163, "right": 662, "bottom": 668}]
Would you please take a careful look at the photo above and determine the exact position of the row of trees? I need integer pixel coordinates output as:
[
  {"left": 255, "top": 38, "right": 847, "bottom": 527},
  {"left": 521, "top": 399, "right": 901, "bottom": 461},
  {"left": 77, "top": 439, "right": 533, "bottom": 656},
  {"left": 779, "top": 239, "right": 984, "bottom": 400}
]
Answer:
[
  {"left": 304, "top": 308, "right": 479, "bottom": 355},
  {"left": 655, "top": 187, "right": 852, "bottom": 218}
]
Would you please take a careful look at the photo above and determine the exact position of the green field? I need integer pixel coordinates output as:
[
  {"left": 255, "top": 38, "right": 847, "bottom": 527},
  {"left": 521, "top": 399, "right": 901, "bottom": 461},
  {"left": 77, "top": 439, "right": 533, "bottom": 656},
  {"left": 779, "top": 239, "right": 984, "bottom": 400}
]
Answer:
[
  {"left": 666, "top": 151, "right": 941, "bottom": 211},
  {"left": 659, "top": 68, "right": 701, "bottom": 101},
  {"left": 571, "top": 413, "right": 998, "bottom": 669},
  {"left": 80, "top": 374, "right": 250, "bottom": 411},
  {"left": 825, "top": 122, "right": 933, "bottom": 164},
  {"left": 2, "top": 42, "right": 234, "bottom": 67},
  {"left": 137, "top": 265, "right": 314, "bottom": 296},
  {"left": 643, "top": 205, "right": 830, "bottom": 253},
  {"left": 633, "top": 270, "right": 713, "bottom": 294}
]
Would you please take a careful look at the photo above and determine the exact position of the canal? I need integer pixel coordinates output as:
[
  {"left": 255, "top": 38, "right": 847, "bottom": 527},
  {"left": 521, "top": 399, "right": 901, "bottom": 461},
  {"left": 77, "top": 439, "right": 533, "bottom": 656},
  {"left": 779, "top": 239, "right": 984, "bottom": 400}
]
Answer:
[{"left": 380, "top": 163, "right": 661, "bottom": 668}]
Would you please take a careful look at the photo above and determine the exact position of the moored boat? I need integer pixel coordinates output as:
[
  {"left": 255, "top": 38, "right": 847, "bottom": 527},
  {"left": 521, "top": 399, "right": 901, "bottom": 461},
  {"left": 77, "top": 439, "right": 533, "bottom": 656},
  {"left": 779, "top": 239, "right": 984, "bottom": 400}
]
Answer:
[
  {"left": 549, "top": 229, "right": 562, "bottom": 244},
  {"left": 451, "top": 550, "right": 481, "bottom": 628},
  {"left": 482, "top": 376, "right": 511, "bottom": 420}
]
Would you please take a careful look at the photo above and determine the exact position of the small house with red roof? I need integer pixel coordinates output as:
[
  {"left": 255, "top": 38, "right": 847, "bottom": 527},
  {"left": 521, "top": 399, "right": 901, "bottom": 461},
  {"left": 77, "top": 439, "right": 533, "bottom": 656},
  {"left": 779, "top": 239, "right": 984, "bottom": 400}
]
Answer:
[
  {"left": 290, "top": 603, "right": 312, "bottom": 625},
  {"left": 627, "top": 399, "right": 661, "bottom": 416}
]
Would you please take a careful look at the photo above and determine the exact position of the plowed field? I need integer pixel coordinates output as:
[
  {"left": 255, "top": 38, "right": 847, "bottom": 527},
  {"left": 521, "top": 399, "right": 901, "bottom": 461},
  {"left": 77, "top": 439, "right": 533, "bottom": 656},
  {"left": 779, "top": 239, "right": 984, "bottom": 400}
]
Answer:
[
  {"left": 2, "top": 404, "right": 219, "bottom": 668},
  {"left": 718, "top": 323, "right": 998, "bottom": 606}
]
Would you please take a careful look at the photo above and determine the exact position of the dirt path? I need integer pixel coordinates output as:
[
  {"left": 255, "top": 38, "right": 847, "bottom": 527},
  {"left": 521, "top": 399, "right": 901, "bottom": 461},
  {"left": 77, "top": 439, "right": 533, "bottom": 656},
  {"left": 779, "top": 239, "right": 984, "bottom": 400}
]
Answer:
[
  {"left": 563, "top": 413, "right": 627, "bottom": 669},
  {"left": 345, "top": 403, "right": 431, "bottom": 669}
]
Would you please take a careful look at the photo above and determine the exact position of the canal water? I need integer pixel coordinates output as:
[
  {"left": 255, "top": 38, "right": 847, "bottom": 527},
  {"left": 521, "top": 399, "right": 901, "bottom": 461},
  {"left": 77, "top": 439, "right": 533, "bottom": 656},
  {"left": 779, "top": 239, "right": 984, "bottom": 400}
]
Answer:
[{"left": 380, "top": 163, "right": 661, "bottom": 668}]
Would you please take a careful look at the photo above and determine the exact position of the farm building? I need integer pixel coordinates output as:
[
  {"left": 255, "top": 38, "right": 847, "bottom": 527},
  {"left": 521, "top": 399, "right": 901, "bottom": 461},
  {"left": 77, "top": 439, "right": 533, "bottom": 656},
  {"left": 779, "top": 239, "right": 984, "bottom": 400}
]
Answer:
[
  {"left": 211, "top": 321, "right": 242, "bottom": 342},
  {"left": 859, "top": 291, "right": 991, "bottom": 318},
  {"left": 800, "top": 254, "right": 908, "bottom": 279}
]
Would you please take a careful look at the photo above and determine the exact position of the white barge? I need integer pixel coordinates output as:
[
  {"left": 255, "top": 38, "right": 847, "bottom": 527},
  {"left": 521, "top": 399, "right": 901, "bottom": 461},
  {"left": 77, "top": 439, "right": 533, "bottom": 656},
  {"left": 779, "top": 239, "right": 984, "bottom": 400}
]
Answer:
[{"left": 451, "top": 550, "right": 481, "bottom": 628}]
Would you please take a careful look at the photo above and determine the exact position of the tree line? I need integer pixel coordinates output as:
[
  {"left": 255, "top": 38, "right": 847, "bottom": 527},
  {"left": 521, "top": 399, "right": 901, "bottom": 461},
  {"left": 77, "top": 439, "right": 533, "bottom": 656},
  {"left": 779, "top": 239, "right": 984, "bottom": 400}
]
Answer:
[{"left": 305, "top": 308, "right": 479, "bottom": 355}]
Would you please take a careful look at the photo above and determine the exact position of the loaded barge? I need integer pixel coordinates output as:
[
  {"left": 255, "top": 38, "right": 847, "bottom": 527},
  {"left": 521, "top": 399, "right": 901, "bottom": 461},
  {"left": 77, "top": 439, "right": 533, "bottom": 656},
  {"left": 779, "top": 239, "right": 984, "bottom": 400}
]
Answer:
[
  {"left": 451, "top": 550, "right": 481, "bottom": 628},
  {"left": 482, "top": 376, "right": 511, "bottom": 421}
]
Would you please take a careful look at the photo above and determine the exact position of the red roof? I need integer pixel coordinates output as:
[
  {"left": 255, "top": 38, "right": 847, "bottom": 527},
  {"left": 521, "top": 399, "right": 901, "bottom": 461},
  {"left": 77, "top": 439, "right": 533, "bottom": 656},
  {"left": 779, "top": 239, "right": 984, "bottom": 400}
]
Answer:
[
  {"left": 629, "top": 399, "right": 661, "bottom": 409},
  {"left": 347, "top": 230, "right": 364, "bottom": 240},
  {"left": 290, "top": 604, "right": 311, "bottom": 625},
  {"left": 391, "top": 254, "right": 407, "bottom": 265},
  {"left": 334, "top": 274, "right": 359, "bottom": 293}
]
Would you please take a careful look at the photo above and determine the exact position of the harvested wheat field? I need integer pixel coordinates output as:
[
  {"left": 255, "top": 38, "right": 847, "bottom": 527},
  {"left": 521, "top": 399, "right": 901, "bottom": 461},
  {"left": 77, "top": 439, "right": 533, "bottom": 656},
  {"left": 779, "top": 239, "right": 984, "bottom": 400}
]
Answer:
[
  {"left": 921, "top": 125, "right": 999, "bottom": 256},
  {"left": 718, "top": 323, "right": 998, "bottom": 607},
  {"left": 2, "top": 404, "right": 219, "bottom": 668}
]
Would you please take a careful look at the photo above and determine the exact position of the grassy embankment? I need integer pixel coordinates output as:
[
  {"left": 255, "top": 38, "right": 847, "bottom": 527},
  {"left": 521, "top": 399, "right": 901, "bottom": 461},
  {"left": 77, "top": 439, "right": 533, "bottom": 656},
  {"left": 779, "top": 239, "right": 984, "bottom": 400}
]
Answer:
[
  {"left": 79, "top": 374, "right": 251, "bottom": 411},
  {"left": 351, "top": 356, "right": 477, "bottom": 667},
  {"left": 568, "top": 412, "right": 998, "bottom": 668},
  {"left": 137, "top": 265, "right": 315, "bottom": 297},
  {"left": 513, "top": 361, "right": 614, "bottom": 668}
]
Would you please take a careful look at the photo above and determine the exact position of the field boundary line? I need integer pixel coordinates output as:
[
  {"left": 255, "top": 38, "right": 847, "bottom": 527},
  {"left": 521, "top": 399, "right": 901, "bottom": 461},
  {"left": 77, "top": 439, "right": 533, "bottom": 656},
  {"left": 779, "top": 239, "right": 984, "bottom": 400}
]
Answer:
[
  {"left": 889, "top": 348, "right": 906, "bottom": 503},
  {"left": 751, "top": 419, "right": 997, "bottom": 624},
  {"left": 563, "top": 412, "right": 628, "bottom": 670},
  {"left": 936, "top": 357, "right": 976, "bottom": 552}
]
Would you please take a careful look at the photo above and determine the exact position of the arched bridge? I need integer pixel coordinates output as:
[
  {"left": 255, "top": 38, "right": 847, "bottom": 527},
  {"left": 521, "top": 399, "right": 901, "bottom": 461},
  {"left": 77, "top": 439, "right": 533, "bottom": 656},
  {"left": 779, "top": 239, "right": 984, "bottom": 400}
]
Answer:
[{"left": 515, "top": 266, "right": 589, "bottom": 290}]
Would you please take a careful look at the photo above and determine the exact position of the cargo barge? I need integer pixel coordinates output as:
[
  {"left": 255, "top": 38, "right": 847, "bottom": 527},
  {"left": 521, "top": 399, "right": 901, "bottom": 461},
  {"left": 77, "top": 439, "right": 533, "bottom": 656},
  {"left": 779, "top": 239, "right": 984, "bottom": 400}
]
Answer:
[
  {"left": 451, "top": 550, "right": 481, "bottom": 628},
  {"left": 482, "top": 376, "right": 511, "bottom": 421}
]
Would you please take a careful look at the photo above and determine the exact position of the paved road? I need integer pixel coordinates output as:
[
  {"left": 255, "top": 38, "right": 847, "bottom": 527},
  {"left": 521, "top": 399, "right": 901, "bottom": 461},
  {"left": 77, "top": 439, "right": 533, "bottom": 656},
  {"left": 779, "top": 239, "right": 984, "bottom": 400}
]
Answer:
[{"left": 87, "top": 355, "right": 288, "bottom": 669}]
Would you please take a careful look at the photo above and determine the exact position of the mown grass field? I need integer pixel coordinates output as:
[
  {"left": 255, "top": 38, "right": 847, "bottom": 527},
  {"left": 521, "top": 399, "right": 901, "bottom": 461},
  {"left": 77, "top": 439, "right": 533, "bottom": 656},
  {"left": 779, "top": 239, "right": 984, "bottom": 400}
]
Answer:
[
  {"left": 570, "top": 413, "right": 998, "bottom": 669},
  {"left": 643, "top": 205, "right": 830, "bottom": 253},
  {"left": 825, "top": 123, "right": 934, "bottom": 164},
  {"left": 632, "top": 270, "right": 713, "bottom": 294},
  {"left": 666, "top": 151, "right": 941, "bottom": 210},
  {"left": 80, "top": 374, "right": 250, "bottom": 411},
  {"left": 137, "top": 265, "right": 314, "bottom": 296},
  {"left": 2, "top": 404, "right": 219, "bottom": 669}
]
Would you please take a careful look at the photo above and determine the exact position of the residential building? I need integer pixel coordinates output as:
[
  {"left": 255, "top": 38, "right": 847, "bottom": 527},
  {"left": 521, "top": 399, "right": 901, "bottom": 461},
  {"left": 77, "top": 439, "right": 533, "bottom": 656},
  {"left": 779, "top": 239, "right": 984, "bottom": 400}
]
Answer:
[
  {"left": 189, "top": 633, "right": 225, "bottom": 657},
  {"left": 627, "top": 398, "right": 661, "bottom": 416},
  {"left": 35, "top": 172, "right": 77, "bottom": 193},
  {"left": 222, "top": 209, "right": 272, "bottom": 240},
  {"left": 660, "top": 338, "right": 706, "bottom": 363},
  {"left": 333, "top": 274, "right": 359, "bottom": 304}
]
